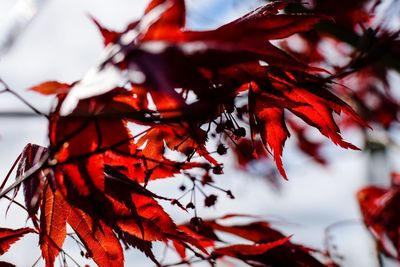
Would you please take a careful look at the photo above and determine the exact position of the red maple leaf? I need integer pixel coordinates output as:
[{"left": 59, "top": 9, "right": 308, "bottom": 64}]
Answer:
[
  {"left": 357, "top": 175, "right": 400, "bottom": 259},
  {"left": 0, "top": 227, "right": 35, "bottom": 255},
  {"left": 172, "top": 215, "right": 329, "bottom": 266}
]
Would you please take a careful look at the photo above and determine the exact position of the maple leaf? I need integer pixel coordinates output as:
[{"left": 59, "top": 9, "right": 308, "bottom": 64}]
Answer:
[
  {"left": 172, "top": 224, "right": 216, "bottom": 260},
  {"left": 357, "top": 179, "right": 400, "bottom": 259},
  {"left": 136, "top": 125, "right": 216, "bottom": 181},
  {"left": 247, "top": 71, "right": 368, "bottom": 178},
  {"left": 207, "top": 220, "right": 328, "bottom": 267},
  {"left": 213, "top": 237, "right": 290, "bottom": 264},
  {"left": 90, "top": 17, "right": 119, "bottom": 46},
  {"left": 281, "top": 86, "right": 362, "bottom": 150},
  {"left": 40, "top": 184, "right": 69, "bottom": 267},
  {"left": 0, "top": 227, "right": 35, "bottom": 255},
  {"left": 29, "top": 81, "right": 70, "bottom": 95},
  {"left": 256, "top": 106, "right": 289, "bottom": 179},
  {"left": 67, "top": 205, "right": 124, "bottom": 267},
  {"left": 144, "top": 0, "right": 186, "bottom": 39},
  {"left": 15, "top": 144, "right": 48, "bottom": 226},
  {"left": 199, "top": 5, "right": 329, "bottom": 42}
]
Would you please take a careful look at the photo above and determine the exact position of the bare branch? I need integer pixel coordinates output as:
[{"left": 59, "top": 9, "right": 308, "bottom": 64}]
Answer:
[{"left": 0, "top": 78, "right": 48, "bottom": 117}]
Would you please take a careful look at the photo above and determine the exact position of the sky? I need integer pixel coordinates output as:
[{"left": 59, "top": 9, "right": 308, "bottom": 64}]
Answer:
[{"left": 0, "top": 0, "right": 396, "bottom": 266}]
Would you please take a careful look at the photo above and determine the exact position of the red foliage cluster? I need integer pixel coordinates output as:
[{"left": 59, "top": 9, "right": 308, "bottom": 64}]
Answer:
[
  {"left": 283, "top": 0, "right": 400, "bottom": 131},
  {"left": 0, "top": 0, "right": 398, "bottom": 266},
  {"left": 172, "top": 215, "right": 330, "bottom": 266}
]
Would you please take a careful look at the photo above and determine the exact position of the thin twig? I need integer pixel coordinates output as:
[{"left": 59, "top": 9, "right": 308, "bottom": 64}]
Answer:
[
  {"left": 3, "top": 195, "right": 28, "bottom": 212},
  {"left": 43, "top": 232, "right": 81, "bottom": 267},
  {"left": 0, "top": 153, "right": 21, "bottom": 192},
  {"left": 0, "top": 78, "right": 47, "bottom": 118},
  {"left": 31, "top": 255, "right": 42, "bottom": 267},
  {"left": 377, "top": 250, "right": 385, "bottom": 267}
]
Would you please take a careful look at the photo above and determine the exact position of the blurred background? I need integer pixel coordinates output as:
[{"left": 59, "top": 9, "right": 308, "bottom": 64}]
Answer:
[{"left": 0, "top": 0, "right": 399, "bottom": 266}]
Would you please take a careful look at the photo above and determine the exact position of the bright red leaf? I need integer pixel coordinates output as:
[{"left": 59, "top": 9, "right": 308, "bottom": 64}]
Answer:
[{"left": 40, "top": 185, "right": 68, "bottom": 267}]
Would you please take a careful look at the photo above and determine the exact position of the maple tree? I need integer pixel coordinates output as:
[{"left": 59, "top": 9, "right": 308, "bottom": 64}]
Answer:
[{"left": 0, "top": 0, "right": 399, "bottom": 266}]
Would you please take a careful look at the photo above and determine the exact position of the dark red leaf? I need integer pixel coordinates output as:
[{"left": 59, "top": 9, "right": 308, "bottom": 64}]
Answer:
[
  {"left": 256, "top": 107, "right": 290, "bottom": 179},
  {"left": 213, "top": 236, "right": 290, "bottom": 258},
  {"left": 90, "top": 16, "right": 119, "bottom": 46},
  {"left": 144, "top": 0, "right": 186, "bottom": 38},
  {"left": 357, "top": 183, "right": 400, "bottom": 258},
  {"left": 0, "top": 227, "right": 34, "bottom": 255},
  {"left": 16, "top": 144, "right": 48, "bottom": 225}
]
